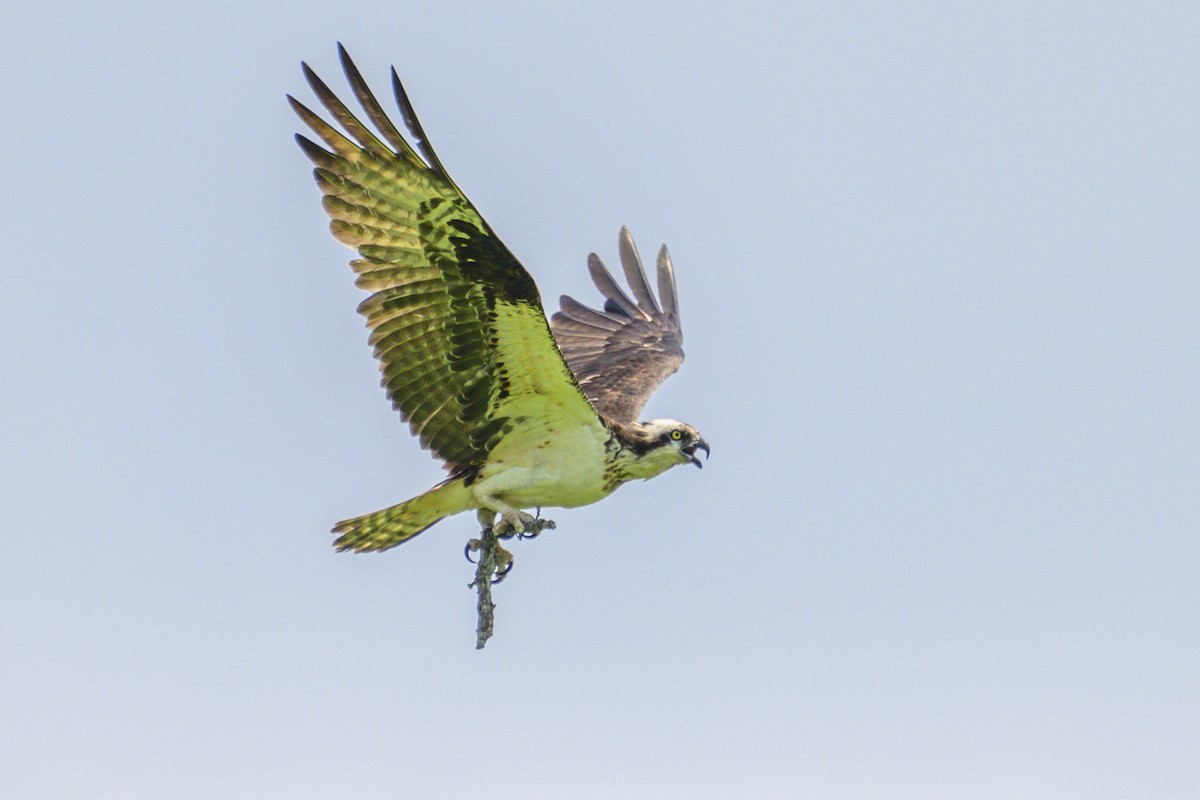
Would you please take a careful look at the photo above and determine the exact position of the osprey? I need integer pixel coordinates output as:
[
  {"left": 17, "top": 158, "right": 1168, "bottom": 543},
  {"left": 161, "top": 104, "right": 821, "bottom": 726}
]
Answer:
[{"left": 289, "top": 46, "right": 708, "bottom": 565}]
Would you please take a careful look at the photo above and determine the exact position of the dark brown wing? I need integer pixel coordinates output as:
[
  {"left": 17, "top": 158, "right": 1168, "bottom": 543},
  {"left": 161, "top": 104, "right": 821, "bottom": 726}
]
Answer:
[{"left": 550, "top": 227, "right": 685, "bottom": 423}]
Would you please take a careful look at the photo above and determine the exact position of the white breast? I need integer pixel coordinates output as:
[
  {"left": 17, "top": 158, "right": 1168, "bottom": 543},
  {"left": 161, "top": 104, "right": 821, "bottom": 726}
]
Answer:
[{"left": 476, "top": 418, "right": 616, "bottom": 509}]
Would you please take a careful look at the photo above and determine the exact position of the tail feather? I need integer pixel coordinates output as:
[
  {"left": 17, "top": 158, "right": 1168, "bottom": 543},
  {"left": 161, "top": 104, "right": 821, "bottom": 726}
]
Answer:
[{"left": 332, "top": 476, "right": 474, "bottom": 552}]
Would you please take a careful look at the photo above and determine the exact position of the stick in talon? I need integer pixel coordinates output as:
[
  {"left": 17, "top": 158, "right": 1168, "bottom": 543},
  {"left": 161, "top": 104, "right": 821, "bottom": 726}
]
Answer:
[{"left": 471, "top": 524, "right": 498, "bottom": 647}]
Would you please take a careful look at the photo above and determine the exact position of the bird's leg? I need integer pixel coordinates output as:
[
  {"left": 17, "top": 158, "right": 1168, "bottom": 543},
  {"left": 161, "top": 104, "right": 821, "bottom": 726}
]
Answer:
[
  {"left": 494, "top": 509, "right": 536, "bottom": 538},
  {"left": 465, "top": 509, "right": 513, "bottom": 581},
  {"left": 515, "top": 506, "right": 555, "bottom": 540},
  {"left": 471, "top": 488, "right": 556, "bottom": 539},
  {"left": 465, "top": 504, "right": 553, "bottom": 650},
  {"left": 468, "top": 472, "right": 559, "bottom": 537},
  {"left": 495, "top": 510, "right": 556, "bottom": 540},
  {"left": 465, "top": 504, "right": 556, "bottom": 571}
]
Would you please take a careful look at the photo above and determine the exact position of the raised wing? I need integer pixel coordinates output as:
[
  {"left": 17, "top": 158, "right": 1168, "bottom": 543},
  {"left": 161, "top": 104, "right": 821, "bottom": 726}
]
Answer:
[
  {"left": 290, "top": 45, "right": 599, "bottom": 471},
  {"left": 550, "top": 227, "right": 685, "bottom": 423}
]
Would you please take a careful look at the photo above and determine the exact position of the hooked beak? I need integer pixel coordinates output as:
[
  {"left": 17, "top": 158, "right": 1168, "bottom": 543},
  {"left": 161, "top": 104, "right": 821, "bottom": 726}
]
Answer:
[{"left": 685, "top": 438, "right": 710, "bottom": 469}]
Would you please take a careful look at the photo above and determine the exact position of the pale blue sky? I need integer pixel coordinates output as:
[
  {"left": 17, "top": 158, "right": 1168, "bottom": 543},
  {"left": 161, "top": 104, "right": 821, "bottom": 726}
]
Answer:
[{"left": 2, "top": 2, "right": 1198, "bottom": 798}]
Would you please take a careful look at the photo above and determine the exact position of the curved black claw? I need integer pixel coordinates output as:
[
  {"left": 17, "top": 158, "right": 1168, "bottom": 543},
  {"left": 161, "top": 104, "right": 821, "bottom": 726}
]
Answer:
[
  {"left": 491, "top": 559, "right": 514, "bottom": 584},
  {"left": 464, "top": 540, "right": 479, "bottom": 564},
  {"left": 496, "top": 514, "right": 536, "bottom": 540},
  {"left": 521, "top": 516, "right": 557, "bottom": 539},
  {"left": 517, "top": 508, "right": 540, "bottom": 540}
]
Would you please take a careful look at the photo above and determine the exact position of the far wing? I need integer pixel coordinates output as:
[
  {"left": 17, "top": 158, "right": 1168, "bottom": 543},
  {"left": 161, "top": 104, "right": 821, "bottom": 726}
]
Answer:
[{"left": 550, "top": 227, "right": 685, "bottom": 423}]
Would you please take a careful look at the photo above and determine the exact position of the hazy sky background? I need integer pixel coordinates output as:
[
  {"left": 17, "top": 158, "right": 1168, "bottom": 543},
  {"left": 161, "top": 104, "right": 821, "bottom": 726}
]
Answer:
[{"left": 2, "top": 2, "right": 1197, "bottom": 797}]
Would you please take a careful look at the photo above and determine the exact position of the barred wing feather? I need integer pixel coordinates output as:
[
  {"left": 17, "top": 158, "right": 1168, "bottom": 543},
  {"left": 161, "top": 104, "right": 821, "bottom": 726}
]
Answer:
[{"left": 290, "top": 45, "right": 599, "bottom": 471}]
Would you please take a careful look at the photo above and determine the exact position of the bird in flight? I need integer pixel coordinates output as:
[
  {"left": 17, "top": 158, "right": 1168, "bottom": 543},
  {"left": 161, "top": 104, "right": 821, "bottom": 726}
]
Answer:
[{"left": 288, "top": 46, "right": 708, "bottom": 572}]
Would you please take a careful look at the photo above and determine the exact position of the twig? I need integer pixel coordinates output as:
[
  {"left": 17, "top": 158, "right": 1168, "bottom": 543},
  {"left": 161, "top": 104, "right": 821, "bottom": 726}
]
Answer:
[
  {"left": 466, "top": 515, "right": 555, "bottom": 649},
  {"left": 469, "top": 525, "right": 498, "bottom": 649}
]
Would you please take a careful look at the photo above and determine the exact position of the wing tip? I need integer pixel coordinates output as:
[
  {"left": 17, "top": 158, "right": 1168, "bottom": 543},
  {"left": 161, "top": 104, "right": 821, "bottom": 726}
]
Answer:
[
  {"left": 293, "top": 131, "right": 332, "bottom": 164},
  {"left": 655, "top": 242, "right": 680, "bottom": 327}
]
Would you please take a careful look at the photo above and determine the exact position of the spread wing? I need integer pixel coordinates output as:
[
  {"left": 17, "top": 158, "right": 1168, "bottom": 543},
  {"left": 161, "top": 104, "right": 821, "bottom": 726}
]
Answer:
[
  {"left": 550, "top": 227, "right": 685, "bottom": 423},
  {"left": 290, "top": 45, "right": 600, "bottom": 471}
]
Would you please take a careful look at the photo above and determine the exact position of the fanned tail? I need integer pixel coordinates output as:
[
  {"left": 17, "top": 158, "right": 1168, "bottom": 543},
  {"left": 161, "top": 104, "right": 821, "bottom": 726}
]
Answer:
[{"left": 332, "top": 475, "right": 474, "bottom": 552}]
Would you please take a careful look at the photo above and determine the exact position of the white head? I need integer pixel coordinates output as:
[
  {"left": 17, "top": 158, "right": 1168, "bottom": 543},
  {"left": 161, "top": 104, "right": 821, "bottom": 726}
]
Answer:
[{"left": 622, "top": 418, "right": 710, "bottom": 479}]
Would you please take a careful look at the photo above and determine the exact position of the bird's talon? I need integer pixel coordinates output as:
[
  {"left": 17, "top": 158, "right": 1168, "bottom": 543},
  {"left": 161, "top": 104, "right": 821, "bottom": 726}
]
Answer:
[
  {"left": 519, "top": 515, "right": 556, "bottom": 539},
  {"left": 496, "top": 511, "right": 540, "bottom": 539},
  {"left": 491, "top": 544, "right": 515, "bottom": 582},
  {"left": 491, "top": 559, "right": 514, "bottom": 584},
  {"left": 464, "top": 538, "right": 482, "bottom": 563}
]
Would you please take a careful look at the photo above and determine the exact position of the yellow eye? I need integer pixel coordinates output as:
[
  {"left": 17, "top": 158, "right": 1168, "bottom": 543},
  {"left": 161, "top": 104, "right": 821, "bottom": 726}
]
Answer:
[{"left": 671, "top": 430, "right": 683, "bottom": 441}]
